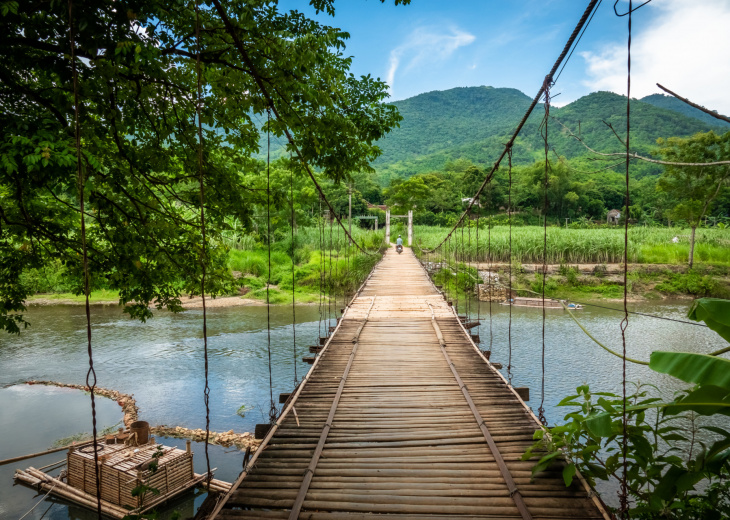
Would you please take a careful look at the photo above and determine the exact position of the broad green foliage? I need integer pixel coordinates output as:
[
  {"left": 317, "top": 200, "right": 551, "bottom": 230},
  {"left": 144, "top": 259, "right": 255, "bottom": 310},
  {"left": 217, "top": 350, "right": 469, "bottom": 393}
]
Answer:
[
  {"left": 527, "top": 301, "right": 730, "bottom": 518},
  {"left": 688, "top": 298, "right": 730, "bottom": 343},
  {"left": 0, "top": 0, "right": 403, "bottom": 332},
  {"left": 650, "top": 351, "right": 730, "bottom": 390}
]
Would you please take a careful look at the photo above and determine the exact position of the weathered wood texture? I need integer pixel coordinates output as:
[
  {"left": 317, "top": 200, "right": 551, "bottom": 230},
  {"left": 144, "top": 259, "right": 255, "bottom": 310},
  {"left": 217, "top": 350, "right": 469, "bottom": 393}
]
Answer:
[
  {"left": 212, "top": 248, "right": 609, "bottom": 519},
  {"left": 67, "top": 442, "right": 195, "bottom": 509}
]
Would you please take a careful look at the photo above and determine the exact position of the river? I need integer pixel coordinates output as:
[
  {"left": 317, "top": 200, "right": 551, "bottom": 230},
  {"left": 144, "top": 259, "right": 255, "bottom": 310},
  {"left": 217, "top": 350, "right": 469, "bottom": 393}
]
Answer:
[{"left": 0, "top": 298, "right": 722, "bottom": 519}]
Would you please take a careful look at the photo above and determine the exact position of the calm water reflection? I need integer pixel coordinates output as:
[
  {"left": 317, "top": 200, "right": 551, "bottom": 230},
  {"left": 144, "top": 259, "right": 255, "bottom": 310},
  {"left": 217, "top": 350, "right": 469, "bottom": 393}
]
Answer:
[
  {"left": 1, "top": 298, "right": 723, "bottom": 518},
  {"left": 465, "top": 299, "right": 721, "bottom": 422}
]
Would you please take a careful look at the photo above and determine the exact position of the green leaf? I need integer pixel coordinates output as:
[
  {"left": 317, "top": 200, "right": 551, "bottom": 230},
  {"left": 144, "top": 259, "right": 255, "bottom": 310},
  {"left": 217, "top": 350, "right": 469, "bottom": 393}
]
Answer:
[
  {"left": 665, "top": 385, "right": 730, "bottom": 416},
  {"left": 562, "top": 463, "right": 576, "bottom": 487},
  {"left": 653, "top": 465, "right": 685, "bottom": 500},
  {"left": 650, "top": 351, "right": 730, "bottom": 389},
  {"left": 585, "top": 412, "right": 612, "bottom": 437},
  {"left": 687, "top": 298, "right": 730, "bottom": 343},
  {"left": 531, "top": 451, "right": 562, "bottom": 476}
]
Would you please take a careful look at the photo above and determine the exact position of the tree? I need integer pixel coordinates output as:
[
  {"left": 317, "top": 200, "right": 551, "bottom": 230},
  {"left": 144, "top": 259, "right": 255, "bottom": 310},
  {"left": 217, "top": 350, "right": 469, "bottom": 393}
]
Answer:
[
  {"left": 657, "top": 131, "right": 730, "bottom": 267},
  {"left": 384, "top": 176, "right": 432, "bottom": 212},
  {"left": 0, "top": 0, "right": 404, "bottom": 333}
]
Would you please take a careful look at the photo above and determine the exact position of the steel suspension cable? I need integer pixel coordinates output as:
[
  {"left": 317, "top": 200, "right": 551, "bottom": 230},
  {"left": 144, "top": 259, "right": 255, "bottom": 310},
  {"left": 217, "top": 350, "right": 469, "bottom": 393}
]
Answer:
[
  {"left": 318, "top": 198, "right": 323, "bottom": 343},
  {"left": 265, "top": 108, "right": 277, "bottom": 425},
  {"left": 194, "top": 0, "right": 213, "bottom": 483},
  {"left": 290, "top": 156, "right": 297, "bottom": 384},
  {"left": 620, "top": 1, "right": 633, "bottom": 515},
  {"left": 487, "top": 185, "right": 493, "bottom": 354},
  {"left": 423, "top": 0, "right": 600, "bottom": 253},
  {"left": 461, "top": 220, "right": 469, "bottom": 317},
  {"left": 476, "top": 194, "right": 481, "bottom": 326},
  {"left": 507, "top": 146, "right": 514, "bottom": 385},
  {"left": 68, "top": 2, "right": 102, "bottom": 515},
  {"left": 538, "top": 80, "right": 551, "bottom": 427},
  {"left": 468, "top": 215, "right": 472, "bottom": 319},
  {"left": 329, "top": 216, "right": 333, "bottom": 334}
]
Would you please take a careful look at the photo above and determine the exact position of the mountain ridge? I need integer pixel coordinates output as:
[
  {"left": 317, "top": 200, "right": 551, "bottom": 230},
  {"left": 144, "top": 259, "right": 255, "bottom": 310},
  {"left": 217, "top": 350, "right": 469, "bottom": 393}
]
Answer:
[
  {"left": 371, "top": 86, "right": 728, "bottom": 182},
  {"left": 257, "top": 86, "right": 728, "bottom": 183}
]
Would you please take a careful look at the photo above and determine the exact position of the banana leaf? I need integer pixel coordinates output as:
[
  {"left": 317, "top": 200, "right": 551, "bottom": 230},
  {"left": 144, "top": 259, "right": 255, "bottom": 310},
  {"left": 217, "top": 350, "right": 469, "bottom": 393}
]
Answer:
[
  {"left": 687, "top": 298, "right": 730, "bottom": 343},
  {"left": 649, "top": 351, "right": 730, "bottom": 389}
]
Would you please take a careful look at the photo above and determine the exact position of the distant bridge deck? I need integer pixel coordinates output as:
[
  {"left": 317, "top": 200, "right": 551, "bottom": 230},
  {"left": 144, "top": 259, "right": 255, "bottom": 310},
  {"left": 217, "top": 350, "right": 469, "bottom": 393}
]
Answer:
[{"left": 211, "top": 248, "right": 609, "bottom": 520}]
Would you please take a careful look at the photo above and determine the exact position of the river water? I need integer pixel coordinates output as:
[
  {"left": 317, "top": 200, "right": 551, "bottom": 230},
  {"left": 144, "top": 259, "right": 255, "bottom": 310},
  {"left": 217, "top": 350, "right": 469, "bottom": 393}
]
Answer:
[{"left": 0, "top": 299, "right": 723, "bottom": 519}]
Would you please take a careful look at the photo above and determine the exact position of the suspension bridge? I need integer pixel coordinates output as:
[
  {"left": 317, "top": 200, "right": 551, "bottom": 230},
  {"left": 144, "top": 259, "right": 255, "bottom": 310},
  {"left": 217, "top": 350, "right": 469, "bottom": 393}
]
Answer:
[
  {"left": 19, "top": 0, "right": 660, "bottom": 518},
  {"left": 208, "top": 247, "right": 609, "bottom": 520}
]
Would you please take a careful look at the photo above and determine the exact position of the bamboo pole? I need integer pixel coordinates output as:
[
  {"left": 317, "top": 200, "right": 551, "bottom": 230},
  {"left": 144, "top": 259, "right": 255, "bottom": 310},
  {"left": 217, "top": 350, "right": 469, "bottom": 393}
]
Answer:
[{"left": 0, "top": 438, "right": 97, "bottom": 467}]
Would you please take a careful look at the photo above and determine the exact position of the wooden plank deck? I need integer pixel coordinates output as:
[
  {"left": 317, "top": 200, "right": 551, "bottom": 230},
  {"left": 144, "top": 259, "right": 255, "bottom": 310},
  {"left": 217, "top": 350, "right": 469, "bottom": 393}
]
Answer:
[{"left": 210, "top": 248, "right": 610, "bottom": 520}]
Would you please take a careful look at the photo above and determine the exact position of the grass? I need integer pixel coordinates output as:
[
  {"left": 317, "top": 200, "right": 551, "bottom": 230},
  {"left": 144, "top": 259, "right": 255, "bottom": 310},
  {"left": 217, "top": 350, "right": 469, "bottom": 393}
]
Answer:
[
  {"left": 414, "top": 225, "right": 730, "bottom": 266},
  {"left": 228, "top": 227, "right": 384, "bottom": 304},
  {"left": 27, "top": 289, "right": 120, "bottom": 302}
]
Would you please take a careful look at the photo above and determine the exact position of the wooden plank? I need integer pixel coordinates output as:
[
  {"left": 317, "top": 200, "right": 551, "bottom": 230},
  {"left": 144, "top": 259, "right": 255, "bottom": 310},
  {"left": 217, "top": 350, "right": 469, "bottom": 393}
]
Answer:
[{"left": 210, "top": 248, "right": 609, "bottom": 520}]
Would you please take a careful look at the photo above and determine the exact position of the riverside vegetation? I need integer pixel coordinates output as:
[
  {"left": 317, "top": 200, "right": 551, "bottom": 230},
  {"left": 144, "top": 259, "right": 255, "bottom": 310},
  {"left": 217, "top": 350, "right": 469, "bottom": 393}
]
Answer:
[
  {"left": 524, "top": 298, "right": 730, "bottom": 519},
  {"left": 21, "top": 223, "right": 730, "bottom": 303},
  {"left": 412, "top": 223, "right": 730, "bottom": 302},
  {"left": 21, "top": 225, "right": 385, "bottom": 306}
]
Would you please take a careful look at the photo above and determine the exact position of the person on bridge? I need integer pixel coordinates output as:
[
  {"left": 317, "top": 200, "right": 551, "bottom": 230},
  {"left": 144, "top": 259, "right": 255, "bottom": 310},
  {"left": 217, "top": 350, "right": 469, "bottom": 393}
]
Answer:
[{"left": 396, "top": 235, "right": 403, "bottom": 247}]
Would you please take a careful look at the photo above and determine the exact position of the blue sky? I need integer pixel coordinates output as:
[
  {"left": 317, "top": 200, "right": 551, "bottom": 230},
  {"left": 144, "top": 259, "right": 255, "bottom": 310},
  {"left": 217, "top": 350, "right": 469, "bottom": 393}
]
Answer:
[{"left": 280, "top": 0, "right": 730, "bottom": 113}]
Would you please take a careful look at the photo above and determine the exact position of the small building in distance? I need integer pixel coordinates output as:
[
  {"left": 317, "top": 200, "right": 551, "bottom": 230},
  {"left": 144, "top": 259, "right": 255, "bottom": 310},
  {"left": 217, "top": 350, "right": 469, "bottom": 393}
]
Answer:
[{"left": 607, "top": 209, "right": 621, "bottom": 225}]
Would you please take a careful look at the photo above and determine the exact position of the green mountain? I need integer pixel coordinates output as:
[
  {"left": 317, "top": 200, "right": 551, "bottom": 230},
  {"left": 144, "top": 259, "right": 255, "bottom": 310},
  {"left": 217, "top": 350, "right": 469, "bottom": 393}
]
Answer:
[
  {"left": 640, "top": 93, "right": 730, "bottom": 130},
  {"left": 256, "top": 86, "right": 728, "bottom": 183},
  {"left": 372, "top": 86, "right": 728, "bottom": 182}
]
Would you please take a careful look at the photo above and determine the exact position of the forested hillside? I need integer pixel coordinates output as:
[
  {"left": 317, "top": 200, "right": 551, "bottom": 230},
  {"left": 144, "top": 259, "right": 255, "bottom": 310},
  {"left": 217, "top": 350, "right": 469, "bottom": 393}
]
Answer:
[
  {"left": 372, "top": 86, "right": 728, "bottom": 183},
  {"left": 257, "top": 86, "right": 727, "bottom": 184},
  {"left": 640, "top": 93, "right": 730, "bottom": 129}
]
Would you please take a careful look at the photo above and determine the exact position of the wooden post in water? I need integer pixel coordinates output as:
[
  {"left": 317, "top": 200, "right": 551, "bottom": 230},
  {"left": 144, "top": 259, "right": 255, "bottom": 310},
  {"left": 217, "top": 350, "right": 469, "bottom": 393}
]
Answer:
[
  {"left": 385, "top": 209, "right": 391, "bottom": 244},
  {"left": 407, "top": 210, "right": 413, "bottom": 246}
]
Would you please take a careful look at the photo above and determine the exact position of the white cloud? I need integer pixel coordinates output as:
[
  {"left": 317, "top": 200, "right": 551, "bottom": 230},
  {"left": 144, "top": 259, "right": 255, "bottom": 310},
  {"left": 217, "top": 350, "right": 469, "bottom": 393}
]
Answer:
[
  {"left": 386, "top": 25, "right": 476, "bottom": 92},
  {"left": 580, "top": 0, "right": 730, "bottom": 115}
]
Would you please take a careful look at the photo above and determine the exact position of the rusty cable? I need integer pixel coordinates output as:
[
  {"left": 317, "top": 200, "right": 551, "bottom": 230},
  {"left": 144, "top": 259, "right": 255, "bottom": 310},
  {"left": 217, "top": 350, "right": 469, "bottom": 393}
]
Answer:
[
  {"left": 291, "top": 153, "right": 297, "bottom": 384},
  {"left": 424, "top": 0, "right": 600, "bottom": 253},
  {"left": 194, "top": 0, "right": 213, "bottom": 485},
  {"left": 266, "top": 107, "right": 277, "bottom": 425},
  {"left": 614, "top": 0, "right": 652, "bottom": 16},
  {"left": 68, "top": 1, "right": 102, "bottom": 516},
  {"left": 487, "top": 184, "right": 493, "bottom": 354},
  {"left": 329, "top": 213, "right": 333, "bottom": 335},
  {"left": 209, "top": 0, "right": 374, "bottom": 257},
  {"left": 507, "top": 146, "right": 514, "bottom": 385},
  {"left": 538, "top": 77, "right": 551, "bottom": 427},
  {"left": 476, "top": 193, "right": 481, "bottom": 327},
  {"left": 619, "top": 0, "right": 633, "bottom": 515}
]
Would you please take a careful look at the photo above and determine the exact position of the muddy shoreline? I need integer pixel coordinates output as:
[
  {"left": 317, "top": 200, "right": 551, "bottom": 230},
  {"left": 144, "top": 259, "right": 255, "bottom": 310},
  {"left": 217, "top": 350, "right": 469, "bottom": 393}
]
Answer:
[{"left": 26, "top": 294, "right": 275, "bottom": 308}]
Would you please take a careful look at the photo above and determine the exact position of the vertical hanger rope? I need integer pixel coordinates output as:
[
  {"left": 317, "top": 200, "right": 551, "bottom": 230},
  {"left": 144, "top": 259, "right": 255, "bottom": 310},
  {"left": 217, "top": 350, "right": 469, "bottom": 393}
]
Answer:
[
  {"left": 194, "top": 0, "right": 213, "bottom": 483},
  {"left": 68, "top": 1, "right": 102, "bottom": 515}
]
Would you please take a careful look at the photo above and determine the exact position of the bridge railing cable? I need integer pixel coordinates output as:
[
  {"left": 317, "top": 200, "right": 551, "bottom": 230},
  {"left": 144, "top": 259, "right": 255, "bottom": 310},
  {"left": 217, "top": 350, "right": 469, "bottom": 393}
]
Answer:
[
  {"left": 210, "top": 0, "right": 378, "bottom": 257},
  {"left": 423, "top": 0, "right": 601, "bottom": 254}
]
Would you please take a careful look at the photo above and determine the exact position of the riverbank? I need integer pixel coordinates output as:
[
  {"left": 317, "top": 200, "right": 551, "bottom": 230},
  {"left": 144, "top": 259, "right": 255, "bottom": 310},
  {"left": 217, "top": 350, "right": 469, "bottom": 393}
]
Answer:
[
  {"left": 437, "top": 262, "right": 730, "bottom": 302},
  {"left": 513, "top": 263, "right": 730, "bottom": 301},
  {"left": 25, "top": 292, "right": 326, "bottom": 308}
]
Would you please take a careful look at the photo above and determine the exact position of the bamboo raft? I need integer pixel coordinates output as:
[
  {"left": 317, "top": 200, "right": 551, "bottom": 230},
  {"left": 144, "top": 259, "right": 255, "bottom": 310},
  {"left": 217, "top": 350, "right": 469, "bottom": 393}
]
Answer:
[
  {"left": 209, "top": 247, "right": 609, "bottom": 520},
  {"left": 14, "top": 440, "right": 231, "bottom": 518}
]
